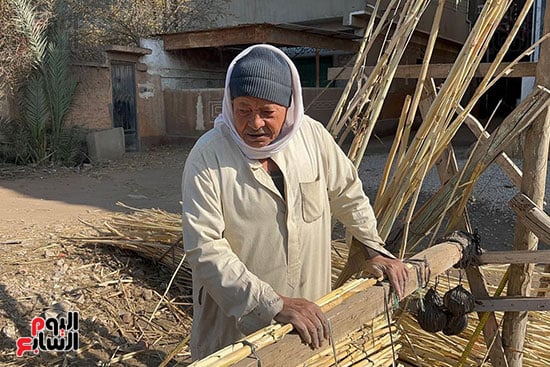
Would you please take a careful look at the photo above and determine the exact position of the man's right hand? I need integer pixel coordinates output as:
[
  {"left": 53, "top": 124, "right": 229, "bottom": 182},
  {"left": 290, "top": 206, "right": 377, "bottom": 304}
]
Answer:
[{"left": 273, "top": 295, "right": 329, "bottom": 350}]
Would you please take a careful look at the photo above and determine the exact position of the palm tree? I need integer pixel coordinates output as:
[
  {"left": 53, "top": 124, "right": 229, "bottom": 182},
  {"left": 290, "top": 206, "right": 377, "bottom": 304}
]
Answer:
[{"left": 12, "top": 0, "right": 77, "bottom": 164}]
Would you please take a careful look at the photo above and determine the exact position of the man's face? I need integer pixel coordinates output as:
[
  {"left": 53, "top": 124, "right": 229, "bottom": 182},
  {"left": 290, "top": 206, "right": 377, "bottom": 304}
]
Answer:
[{"left": 232, "top": 96, "right": 288, "bottom": 148}]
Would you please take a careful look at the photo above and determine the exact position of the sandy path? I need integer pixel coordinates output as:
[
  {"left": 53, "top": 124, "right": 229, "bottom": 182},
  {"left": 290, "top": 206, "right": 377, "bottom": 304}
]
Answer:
[{"left": 0, "top": 147, "right": 188, "bottom": 241}]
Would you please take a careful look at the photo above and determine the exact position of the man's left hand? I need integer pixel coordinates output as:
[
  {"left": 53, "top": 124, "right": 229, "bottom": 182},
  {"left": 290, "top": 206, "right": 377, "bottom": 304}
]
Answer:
[{"left": 364, "top": 255, "right": 409, "bottom": 300}]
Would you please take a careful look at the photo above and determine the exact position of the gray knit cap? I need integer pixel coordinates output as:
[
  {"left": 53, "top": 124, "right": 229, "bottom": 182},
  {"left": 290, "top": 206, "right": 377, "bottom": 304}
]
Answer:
[{"left": 229, "top": 47, "right": 292, "bottom": 107}]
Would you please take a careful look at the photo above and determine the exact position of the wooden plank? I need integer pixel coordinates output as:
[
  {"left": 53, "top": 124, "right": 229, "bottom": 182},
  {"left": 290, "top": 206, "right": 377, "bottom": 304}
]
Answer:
[
  {"left": 104, "top": 45, "right": 152, "bottom": 55},
  {"left": 232, "top": 239, "right": 468, "bottom": 367},
  {"left": 475, "top": 297, "right": 550, "bottom": 312},
  {"left": 163, "top": 24, "right": 359, "bottom": 52},
  {"left": 459, "top": 105, "right": 523, "bottom": 188},
  {"left": 163, "top": 25, "right": 261, "bottom": 50},
  {"left": 478, "top": 250, "right": 550, "bottom": 264},
  {"left": 260, "top": 26, "right": 360, "bottom": 52},
  {"left": 328, "top": 61, "right": 538, "bottom": 80},
  {"left": 509, "top": 193, "right": 550, "bottom": 245},
  {"left": 502, "top": 3, "right": 550, "bottom": 366}
]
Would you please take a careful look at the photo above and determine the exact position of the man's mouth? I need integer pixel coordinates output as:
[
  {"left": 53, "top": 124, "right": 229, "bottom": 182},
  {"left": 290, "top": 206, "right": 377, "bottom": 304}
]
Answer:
[{"left": 246, "top": 131, "right": 268, "bottom": 138}]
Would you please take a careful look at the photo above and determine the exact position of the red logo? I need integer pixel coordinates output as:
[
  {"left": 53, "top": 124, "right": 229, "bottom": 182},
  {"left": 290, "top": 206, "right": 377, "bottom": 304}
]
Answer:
[{"left": 16, "top": 311, "right": 79, "bottom": 357}]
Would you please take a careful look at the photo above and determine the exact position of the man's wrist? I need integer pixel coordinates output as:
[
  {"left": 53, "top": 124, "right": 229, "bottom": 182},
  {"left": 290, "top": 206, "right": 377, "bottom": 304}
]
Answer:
[
  {"left": 365, "top": 246, "right": 382, "bottom": 259},
  {"left": 237, "top": 289, "right": 283, "bottom": 335}
]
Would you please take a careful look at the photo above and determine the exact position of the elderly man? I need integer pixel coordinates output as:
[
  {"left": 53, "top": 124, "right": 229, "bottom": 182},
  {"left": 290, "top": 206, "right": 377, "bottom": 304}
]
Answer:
[{"left": 182, "top": 44, "right": 408, "bottom": 360}]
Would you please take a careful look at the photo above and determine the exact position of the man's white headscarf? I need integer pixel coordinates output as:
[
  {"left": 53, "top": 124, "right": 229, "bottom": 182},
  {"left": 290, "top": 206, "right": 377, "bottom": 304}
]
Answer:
[{"left": 214, "top": 44, "right": 304, "bottom": 160}]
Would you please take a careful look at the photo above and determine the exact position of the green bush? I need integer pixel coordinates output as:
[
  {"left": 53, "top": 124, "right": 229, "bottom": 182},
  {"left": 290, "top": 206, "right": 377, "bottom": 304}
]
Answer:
[
  {"left": 53, "top": 124, "right": 89, "bottom": 166},
  {"left": 0, "top": 117, "right": 32, "bottom": 164},
  {"left": 0, "top": 116, "right": 88, "bottom": 166}
]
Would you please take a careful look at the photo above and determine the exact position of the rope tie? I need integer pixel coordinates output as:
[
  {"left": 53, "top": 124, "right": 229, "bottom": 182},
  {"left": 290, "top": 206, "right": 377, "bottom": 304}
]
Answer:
[
  {"left": 327, "top": 319, "right": 340, "bottom": 367},
  {"left": 404, "top": 257, "right": 430, "bottom": 292},
  {"left": 383, "top": 286, "right": 397, "bottom": 367},
  {"left": 442, "top": 230, "right": 483, "bottom": 268},
  {"left": 242, "top": 340, "right": 262, "bottom": 367}
]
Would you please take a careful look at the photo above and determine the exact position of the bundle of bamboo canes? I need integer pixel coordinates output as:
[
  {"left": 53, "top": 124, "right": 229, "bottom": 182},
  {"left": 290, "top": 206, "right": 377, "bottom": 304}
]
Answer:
[
  {"left": 333, "top": 0, "right": 550, "bottom": 287},
  {"left": 327, "top": 0, "right": 433, "bottom": 165}
]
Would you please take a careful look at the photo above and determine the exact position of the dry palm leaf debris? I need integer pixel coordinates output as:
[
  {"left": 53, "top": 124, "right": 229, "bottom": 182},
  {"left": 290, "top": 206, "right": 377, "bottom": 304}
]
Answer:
[{"left": 74, "top": 202, "right": 192, "bottom": 296}]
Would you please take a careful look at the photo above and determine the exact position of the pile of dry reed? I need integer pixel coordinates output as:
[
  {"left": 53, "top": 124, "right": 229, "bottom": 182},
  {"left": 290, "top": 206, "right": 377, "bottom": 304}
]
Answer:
[
  {"left": 75, "top": 202, "right": 192, "bottom": 296},
  {"left": 397, "top": 266, "right": 550, "bottom": 367},
  {"left": 77, "top": 210, "right": 550, "bottom": 366}
]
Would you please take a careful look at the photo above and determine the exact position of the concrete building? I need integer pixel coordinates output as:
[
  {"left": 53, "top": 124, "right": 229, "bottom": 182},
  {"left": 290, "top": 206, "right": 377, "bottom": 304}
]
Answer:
[{"left": 63, "top": 0, "right": 477, "bottom": 151}]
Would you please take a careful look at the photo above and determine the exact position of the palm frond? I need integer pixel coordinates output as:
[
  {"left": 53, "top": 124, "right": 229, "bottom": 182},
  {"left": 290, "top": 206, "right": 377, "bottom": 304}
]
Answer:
[
  {"left": 0, "top": 117, "right": 32, "bottom": 164},
  {"left": 10, "top": 0, "right": 48, "bottom": 69},
  {"left": 22, "top": 73, "right": 49, "bottom": 162},
  {"left": 45, "top": 30, "right": 77, "bottom": 140}
]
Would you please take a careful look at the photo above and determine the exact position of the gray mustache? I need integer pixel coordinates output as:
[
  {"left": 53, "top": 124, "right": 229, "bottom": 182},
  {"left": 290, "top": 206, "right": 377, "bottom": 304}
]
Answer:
[{"left": 245, "top": 129, "right": 268, "bottom": 135}]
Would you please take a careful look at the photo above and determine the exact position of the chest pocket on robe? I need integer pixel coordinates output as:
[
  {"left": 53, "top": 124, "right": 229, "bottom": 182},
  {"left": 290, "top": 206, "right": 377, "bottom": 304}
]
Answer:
[{"left": 299, "top": 177, "right": 324, "bottom": 223}]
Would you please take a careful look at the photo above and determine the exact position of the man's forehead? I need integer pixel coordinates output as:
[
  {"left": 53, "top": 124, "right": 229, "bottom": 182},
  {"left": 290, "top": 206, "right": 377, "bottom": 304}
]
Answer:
[{"left": 233, "top": 96, "right": 286, "bottom": 109}]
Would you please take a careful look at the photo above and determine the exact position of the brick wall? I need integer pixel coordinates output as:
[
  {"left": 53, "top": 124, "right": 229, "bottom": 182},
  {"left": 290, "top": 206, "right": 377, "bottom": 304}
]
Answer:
[{"left": 66, "top": 64, "right": 112, "bottom": 131}]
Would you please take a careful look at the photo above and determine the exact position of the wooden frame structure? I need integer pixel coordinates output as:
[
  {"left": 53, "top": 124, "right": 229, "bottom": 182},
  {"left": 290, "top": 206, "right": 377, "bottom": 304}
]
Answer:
[
  {"left": 161, "top": 23, "right": 360, "bottom": 52},
  {"left": 220, "top": 6, "right": 550, "bottom": 366},
  {"left": 418, "top": 67, "right": 549, "bottom": 366},
  {"left": 327, "top": 61, "right": 538, "bottom": 80},
  {"left": 188, "top": 233, "right": 550, "bottom": 367}
]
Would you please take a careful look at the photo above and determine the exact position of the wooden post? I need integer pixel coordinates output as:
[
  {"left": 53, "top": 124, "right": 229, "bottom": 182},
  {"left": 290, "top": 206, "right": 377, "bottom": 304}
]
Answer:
[
  {"left": 502, "top": 3, "right": 550, "bottom": 366},
  {"left": 315, "top": 48, "right": 320, "bottom": 88}
]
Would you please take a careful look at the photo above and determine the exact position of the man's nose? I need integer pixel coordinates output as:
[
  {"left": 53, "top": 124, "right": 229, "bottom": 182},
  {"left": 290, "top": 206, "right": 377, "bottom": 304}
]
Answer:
[{"left": 249, "top": 113, "right": 265, "bottom": 129}]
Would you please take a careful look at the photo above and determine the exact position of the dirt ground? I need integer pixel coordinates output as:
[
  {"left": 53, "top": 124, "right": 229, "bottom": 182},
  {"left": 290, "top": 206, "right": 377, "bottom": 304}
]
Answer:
[
  {"left": 0, "top": 144, "right": 194, "bottom": 367},
  {"left": 0, "top": 141, "right": 547, "bottom": 366}
]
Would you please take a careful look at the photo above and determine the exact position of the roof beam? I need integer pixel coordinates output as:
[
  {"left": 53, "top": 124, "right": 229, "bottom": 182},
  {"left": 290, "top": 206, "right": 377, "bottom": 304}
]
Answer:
[{"left": 162, "top": 24, "right": 359, "bottom": 52}]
